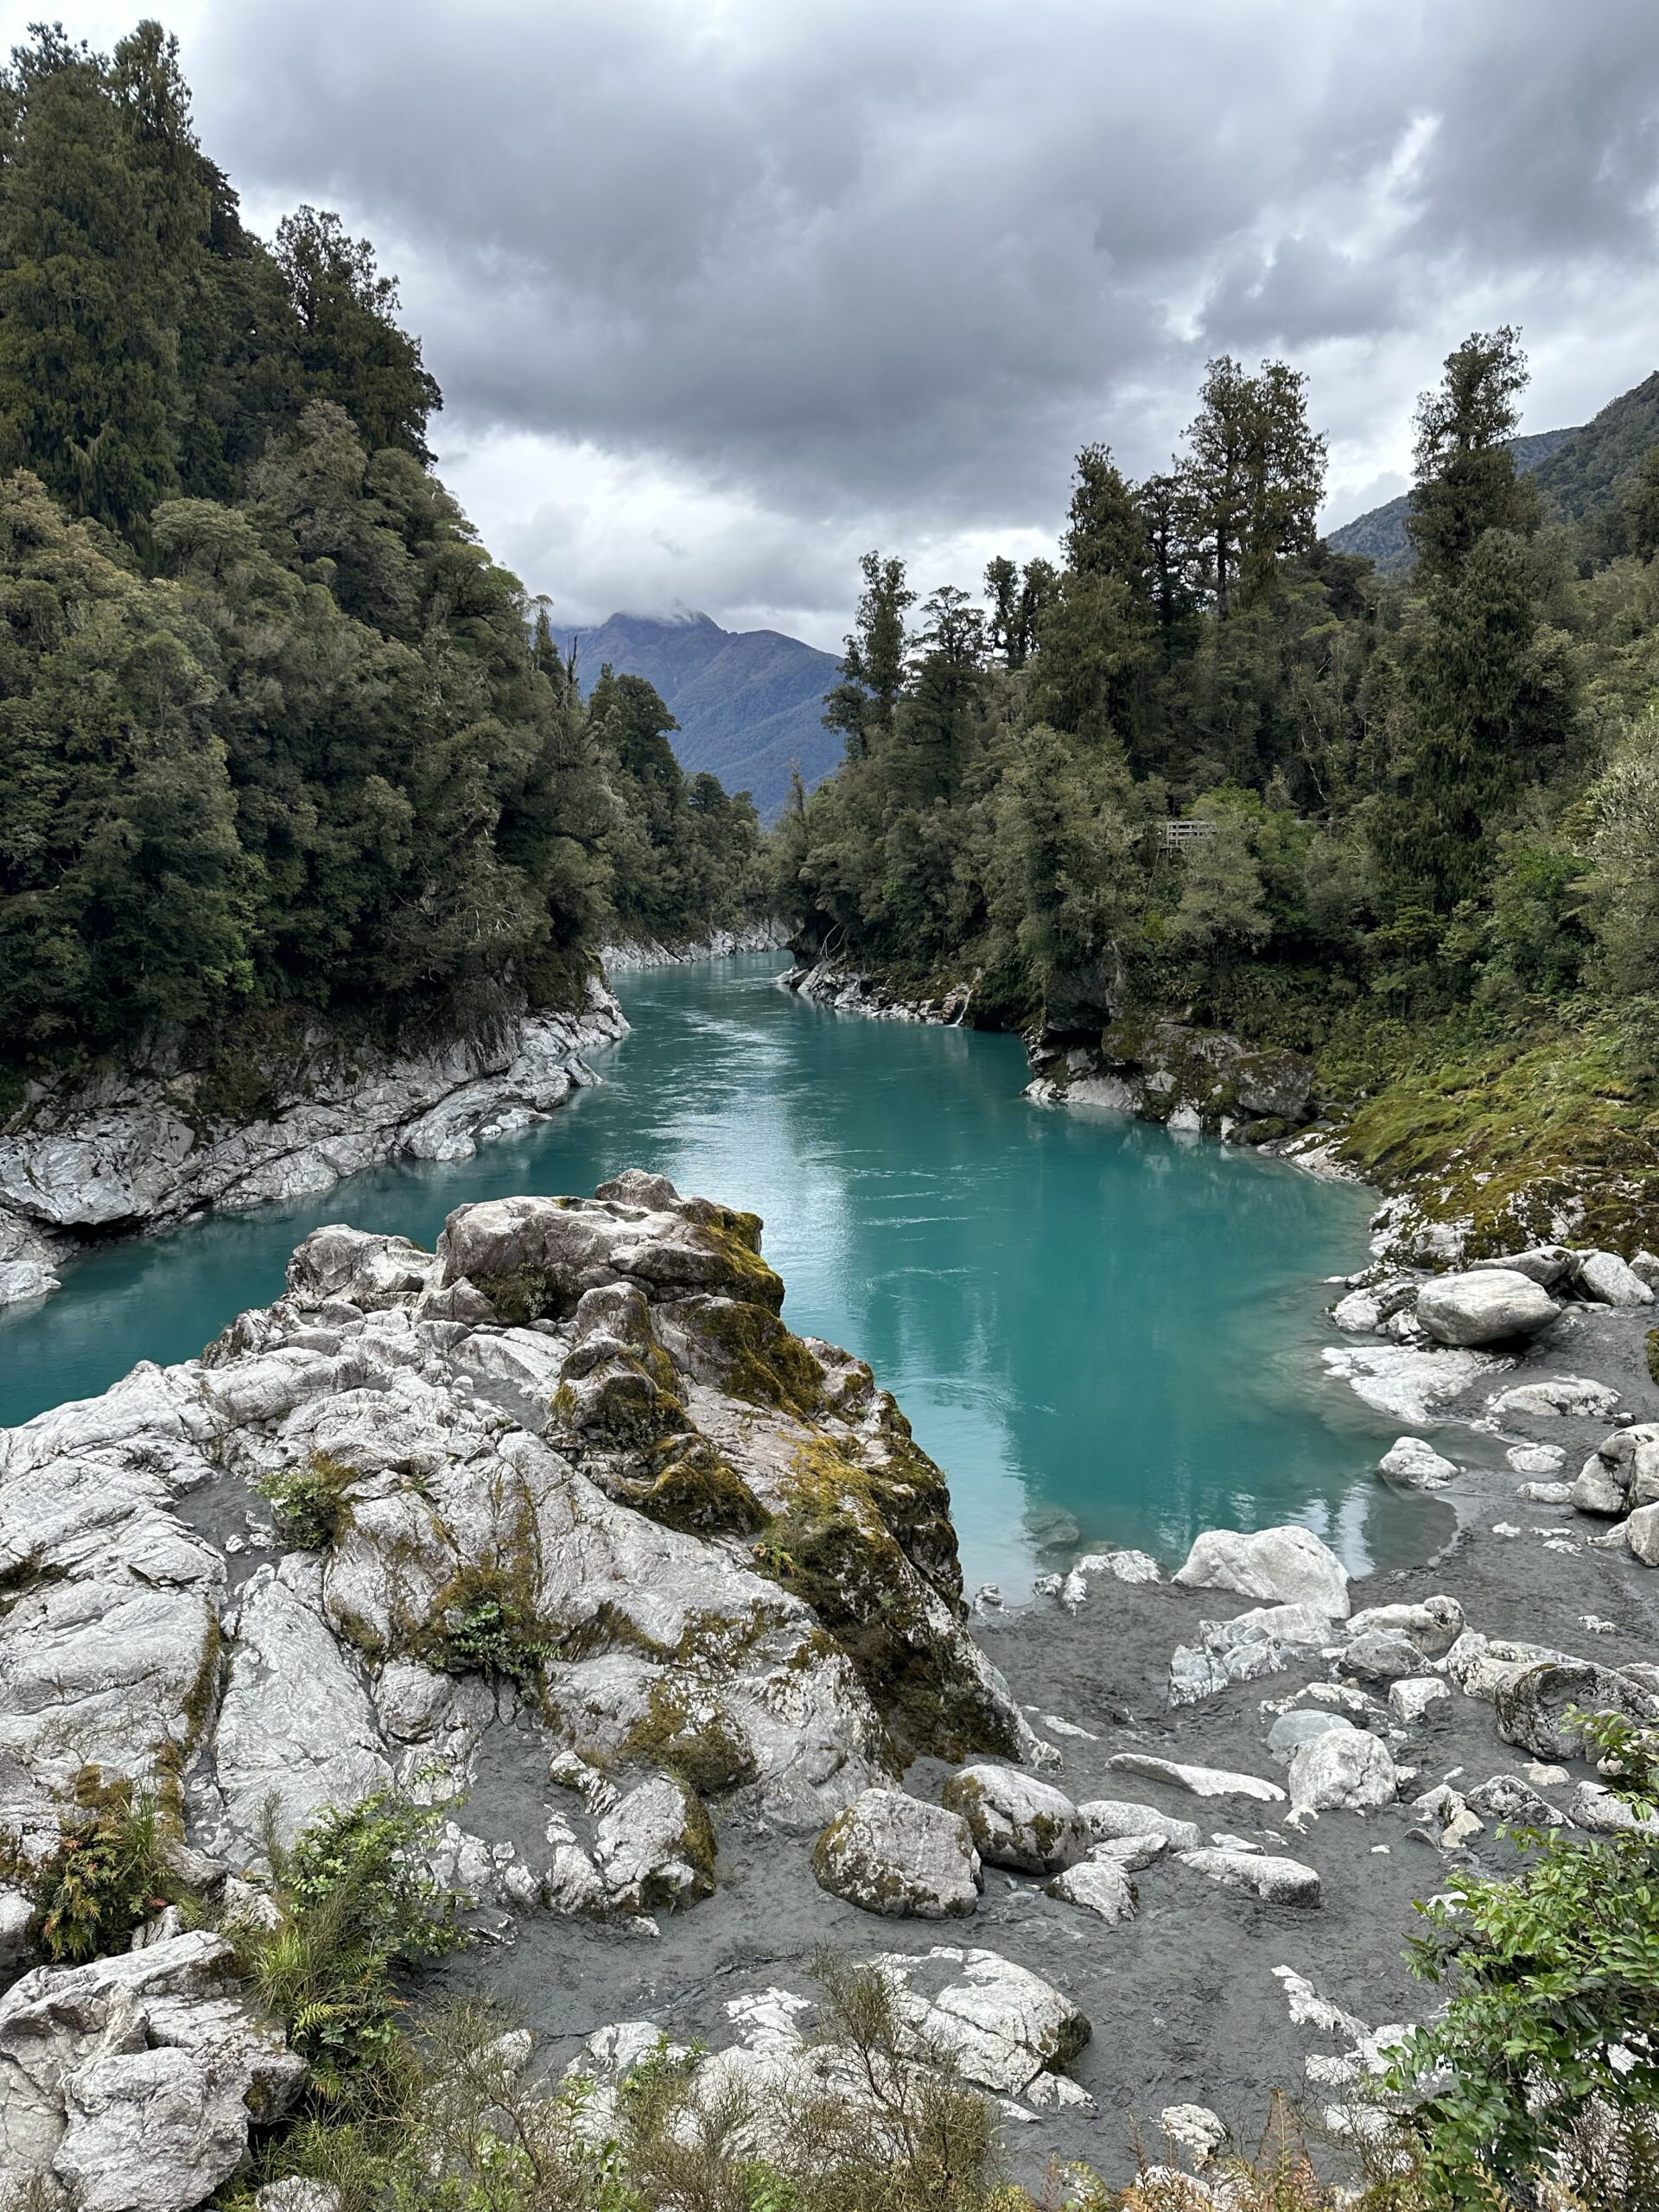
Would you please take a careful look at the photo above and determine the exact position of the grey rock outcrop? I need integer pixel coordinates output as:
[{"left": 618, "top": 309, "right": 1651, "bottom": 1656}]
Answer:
[
  {"left": 1415, "top": 1269, "right": 1559, "bottom": 1347},
  {"left": 0, "top": 1930, "right": 304, "bottom": 2211},
  {"left": 810, "top": 1790, "right": 982, "bottom": 1919},
  {"left": 0, "top": 1179, "right": 1036, "bottom": 1948}
]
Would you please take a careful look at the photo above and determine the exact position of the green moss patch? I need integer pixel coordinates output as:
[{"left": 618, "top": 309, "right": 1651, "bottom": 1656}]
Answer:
[
  {"left": 1335, "top": 1022, "right": 1659, "bottom": 1255},
  {"left": 630, "top": 1438, "right": 766, "bottom": 1536},
  {"left": 620, "top": 1678, "right": 756, "bottom": 1796},
  {"left": 681, "top": 1296, "right": 825, "bottom": 1415}
]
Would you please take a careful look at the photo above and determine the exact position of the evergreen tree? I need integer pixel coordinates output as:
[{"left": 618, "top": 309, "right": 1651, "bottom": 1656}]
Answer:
[
  {"left": 1407, "top": 327, "right": 1538, "bottom": 582},
  {"left": 0, "top": 28, "right": 188, "bottom": 542},
  {"left": 823, "top": 550, "right": 913, "bottom": 760},
  {"left": 274, "top": 208, "right": 442, "bottom": 461}
]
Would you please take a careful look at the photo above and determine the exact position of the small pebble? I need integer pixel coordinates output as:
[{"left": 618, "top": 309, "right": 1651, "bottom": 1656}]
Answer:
[
  {"left": 1580, "top": 1616, "right": 1618, "bottom": 1636},
  {"left": 1491, "top": 1522, "right": 1521, "bottom": 1537}
]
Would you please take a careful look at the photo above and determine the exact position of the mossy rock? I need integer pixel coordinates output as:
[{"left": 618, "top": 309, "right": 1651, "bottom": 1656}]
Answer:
[
  {"left": 752, "top": 1484, "right": 1015, "bottom": 1766},
  {"left": 550, "top": 1358, "right": 689, "bottom": 1449},
  {"left": 1649, "top": 1329, "right": 1659, "bottom": 1388},
  {"left": 689, "top": 1212, "right": 786, "bottom": 1313},
  {"left": 469, "top": 1265, "right": 564, "bottom": 1325},
  {"left": 630, "top": 1438, "right": 766, "bottom": 1537},
  {"left": 679, "top": 1296, "right": 824, "bottom": 1416},
  {"left": 620, "top": 1679, "right": 756, "bottom": 1796}
]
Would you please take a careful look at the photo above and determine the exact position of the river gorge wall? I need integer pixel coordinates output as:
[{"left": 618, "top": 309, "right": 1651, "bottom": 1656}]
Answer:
[{"left": 0, "top": 984, "right": 627, "bottom": 1310}]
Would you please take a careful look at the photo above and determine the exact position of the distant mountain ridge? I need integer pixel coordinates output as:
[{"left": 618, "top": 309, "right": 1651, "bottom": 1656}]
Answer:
[
  {"left": 566, "top": 610, "right": 842, "bottom": 821},
  {"left": 1325, "top": 427, "right": 1578, "bottom": 575}
]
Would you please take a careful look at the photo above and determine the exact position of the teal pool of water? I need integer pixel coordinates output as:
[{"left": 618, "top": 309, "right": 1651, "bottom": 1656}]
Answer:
[{"left": 0, "top": 956, "right": 1420, "bottom": 1590}]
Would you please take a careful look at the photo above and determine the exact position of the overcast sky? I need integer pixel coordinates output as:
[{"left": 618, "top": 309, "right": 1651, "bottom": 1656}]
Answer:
[{"left": 13, "top": 0, "right": 1659, "bottom": 648}]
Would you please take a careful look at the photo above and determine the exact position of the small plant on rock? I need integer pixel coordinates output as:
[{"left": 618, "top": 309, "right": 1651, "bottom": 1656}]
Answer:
[
  {"left": 434, "top": 1566, "right": 563, "bottom": 1690},
  {"left": 29, "top": 1765, "right": 171, "bottom": 1963},
  {"left": 256, "top": 1452, "right": 359, "bottom": 1550},
  {"left": 242, "top": 1789, "right": 467, "bottom": 2110}
]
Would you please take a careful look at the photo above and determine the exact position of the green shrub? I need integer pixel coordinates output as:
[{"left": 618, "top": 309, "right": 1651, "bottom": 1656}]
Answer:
[
  {"left": 257, "top": 1452, "right": 359, "bottom": 1550},
  {"left": 28, "top": 1767, "right": 171, "bottom": 1964},
  {"left": 431, "top": 1566, "right": 563, "bottom": 1689},
  {"left": 241, "top": 1790, "right": 467, "bottom": 2110},
  {"left": 1387, "top": 1712, "right": 1659, "bottom": 2207}
]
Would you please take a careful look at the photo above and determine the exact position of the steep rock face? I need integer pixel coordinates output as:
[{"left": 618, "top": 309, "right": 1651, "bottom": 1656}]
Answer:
[
  {"left": 0, "top": 1176, "right": 1032, "bottom": 1929},
  {"left": 0, "top": 987, "right": 626, "bottom": 1308}
]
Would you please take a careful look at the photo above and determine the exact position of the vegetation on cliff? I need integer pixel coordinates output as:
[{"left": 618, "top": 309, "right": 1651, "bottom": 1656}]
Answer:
[
  {"left": 771, "top": 330, "right": 1659, "bottom": 1243},
  {"left": 0, "top": 22, "right": 762, "bottom": 1082}
]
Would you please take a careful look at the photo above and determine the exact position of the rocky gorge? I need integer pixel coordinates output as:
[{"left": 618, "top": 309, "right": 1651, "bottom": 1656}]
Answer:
[{"left": 2, "top": 1152, "right": 1658, "bottom": 2209}]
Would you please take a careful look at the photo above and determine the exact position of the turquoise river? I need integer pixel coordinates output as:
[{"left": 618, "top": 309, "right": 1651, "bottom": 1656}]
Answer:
[{"left": 0, "top": 955, "right": 1427, "bottom": 1592}]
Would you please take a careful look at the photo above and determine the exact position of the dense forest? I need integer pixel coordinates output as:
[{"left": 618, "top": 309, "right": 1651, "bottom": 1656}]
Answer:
[
  {"left": 775, "top": 334, "right": 1659, "bottom": 1243},
  {"left": 0, "top": 23, "right": 761, "bottom": 1079}
]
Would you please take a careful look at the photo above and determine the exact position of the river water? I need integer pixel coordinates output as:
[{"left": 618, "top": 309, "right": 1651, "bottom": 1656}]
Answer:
[{"left": 0, "top": 955, "right": 1421, "bottom": 1591}]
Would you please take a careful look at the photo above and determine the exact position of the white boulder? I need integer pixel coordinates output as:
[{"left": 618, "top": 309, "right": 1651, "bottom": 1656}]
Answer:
[
  {"left": 1415, "top": 1270, "right": 1558, "bottom": 1347},
  {"left": 1490, "top": 1376, "right": 1619, "bottom": 1419},
  {"left": 1575, "top": 1250, "right": 1654, "bottom": 1307},
  {"left": 1173, "top": 1525, "right": 1350, "bottom": 1618},
  {"left": 866, "top": 1945, "right": 1090, "bottom": 2096},
  {"left": 1077, "top": 1799, "right": 1201, "bottom": 1851},
  {"left": 1045, "top": 1858, "right": 1137, "bottom": 1924},
  {"left": 1287, "top": 1728, "right": 1398, "bottom": 1815},
  {"left": 810, "top": 1790, "right": 982, "bottom": 1919},
  {"left": 939, "top": 1765, "right": 1088, "bottom": 1875},
  {"left": 1389, "top": 1677, "right": 1451, "bottom": 1727},
  {"left": 1177, "top": 1849, "right": 1320, "bottom": 1906},
  {"left": 1105, "top": 1753, "right": 1285, "bottom": 1806},
  {"left": 1376, "top": 1437, "right": 1458, "bottom": 1490}
]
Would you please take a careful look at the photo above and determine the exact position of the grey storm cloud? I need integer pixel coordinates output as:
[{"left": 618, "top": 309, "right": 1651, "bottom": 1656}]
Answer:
[{"left": 134, "top": 0, "right": 1659, "bottom": 625}]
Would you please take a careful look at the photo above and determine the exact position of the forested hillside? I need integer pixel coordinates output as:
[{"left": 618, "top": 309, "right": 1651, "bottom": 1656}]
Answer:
[
  {"left": 774, "top": 332, "right": 1659, "bottom": 1248},
  {"left": 0, "top": 23, "right": 761, "bottom": 1081},
  {"left": 569, "top": 610, "right": 842, "bottom": 820}
]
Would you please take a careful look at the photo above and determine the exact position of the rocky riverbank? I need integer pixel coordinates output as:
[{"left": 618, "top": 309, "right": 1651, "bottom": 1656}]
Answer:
[
  {"left": 3, "top": 1174, "right": 1657, "bottom": 2207},
  {"left": 601, "top": 919, "right": 791, "bottom": 971},
  {"left": 781, "top": 955, "right": 976, "bottom": 1024},
  {"left": 0, "top": 985, "right": 626, "bottom": 1312}
]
